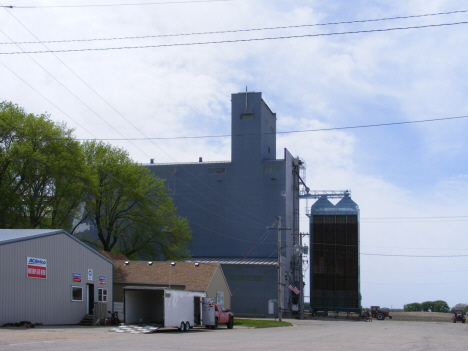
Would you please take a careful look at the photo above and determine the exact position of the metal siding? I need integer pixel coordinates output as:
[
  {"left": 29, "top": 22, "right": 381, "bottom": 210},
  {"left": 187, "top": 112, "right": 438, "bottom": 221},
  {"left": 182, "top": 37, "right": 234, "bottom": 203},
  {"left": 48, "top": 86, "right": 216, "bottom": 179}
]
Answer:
[
  {"left": 141, "top": 93, "right": 298, "bottom": 315},
  {"left": 0, "top": 232, "right": 113, "bottom": 325},
  {"left": 222, "top": 264, "right": 277, "bottom": 315},
  {"left": 310, "top": 211, "right": 361, "bottom": 313}
]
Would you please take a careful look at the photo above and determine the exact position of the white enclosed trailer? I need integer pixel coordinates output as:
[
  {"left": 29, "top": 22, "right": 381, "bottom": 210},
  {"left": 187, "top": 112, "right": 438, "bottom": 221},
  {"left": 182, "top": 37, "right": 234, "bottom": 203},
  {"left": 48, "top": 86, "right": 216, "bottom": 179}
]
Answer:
[{"left": 123, "top": 287, "right": 207, "bottom": 331}]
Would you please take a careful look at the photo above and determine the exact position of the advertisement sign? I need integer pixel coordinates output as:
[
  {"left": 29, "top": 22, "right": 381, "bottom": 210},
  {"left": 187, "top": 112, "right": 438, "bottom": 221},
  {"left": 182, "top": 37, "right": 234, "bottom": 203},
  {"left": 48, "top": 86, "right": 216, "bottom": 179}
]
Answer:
[
  {"left": 73, "top": 273, "right": 82, "bottom": 282},
  {"left": 27, "top": 257, "right": 47, "bottom": 279},
  {"left": 87, "top": 269, "right": 93, "bottom": 281},
  {"left": 99, "top": 276, "right": 106, "bottom": 285}
]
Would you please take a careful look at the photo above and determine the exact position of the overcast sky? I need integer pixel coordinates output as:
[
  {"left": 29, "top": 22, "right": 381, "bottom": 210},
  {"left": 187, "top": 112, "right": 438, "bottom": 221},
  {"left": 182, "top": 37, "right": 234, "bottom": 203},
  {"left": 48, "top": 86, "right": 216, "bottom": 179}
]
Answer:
[{"left": 1, "top": 0, "right": 468, "bottom": 309}]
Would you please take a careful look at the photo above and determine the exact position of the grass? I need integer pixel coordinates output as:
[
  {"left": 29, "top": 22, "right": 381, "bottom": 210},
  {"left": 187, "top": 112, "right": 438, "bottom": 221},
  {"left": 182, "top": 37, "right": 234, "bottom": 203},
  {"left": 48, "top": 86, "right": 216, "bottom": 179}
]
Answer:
[{"left": 233, "top": 319, "right": 292, "bottom": 328}]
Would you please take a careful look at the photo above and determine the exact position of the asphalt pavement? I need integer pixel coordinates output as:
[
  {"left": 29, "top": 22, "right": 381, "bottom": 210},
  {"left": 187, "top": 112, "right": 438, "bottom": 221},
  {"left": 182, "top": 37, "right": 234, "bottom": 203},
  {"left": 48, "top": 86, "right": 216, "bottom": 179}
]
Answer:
[{"left": 1, "top": 318, "right": 466, "bottom": 351}]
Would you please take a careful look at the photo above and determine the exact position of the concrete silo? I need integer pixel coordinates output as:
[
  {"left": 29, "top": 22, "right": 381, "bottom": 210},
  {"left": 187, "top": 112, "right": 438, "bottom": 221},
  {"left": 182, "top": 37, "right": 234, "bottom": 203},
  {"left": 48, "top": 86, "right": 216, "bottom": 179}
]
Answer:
[{"left": 307, "top": 192, "right": 361, "bottom": 315}]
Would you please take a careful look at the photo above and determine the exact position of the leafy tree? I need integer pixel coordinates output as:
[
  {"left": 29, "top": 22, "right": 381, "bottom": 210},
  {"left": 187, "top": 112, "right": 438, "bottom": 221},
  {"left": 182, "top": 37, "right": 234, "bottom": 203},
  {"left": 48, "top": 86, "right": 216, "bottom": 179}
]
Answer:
[
  {"left": 74, "top": 141, "right": 191, "bottom": 259},
  {"left": 432, "top": 300, "right": 450, "bottom": 312},
  {"left": 405, "top": 300, "right": 450, "bottom": 312},
  {"left": 451, "top": 303, "right": 468, "bottom": 314},
  {"left": 404, "top": 303, "right": 422, "bottom": 312},
  {"left": 0, "top": 101, "right": 87, "bottom": 229}
]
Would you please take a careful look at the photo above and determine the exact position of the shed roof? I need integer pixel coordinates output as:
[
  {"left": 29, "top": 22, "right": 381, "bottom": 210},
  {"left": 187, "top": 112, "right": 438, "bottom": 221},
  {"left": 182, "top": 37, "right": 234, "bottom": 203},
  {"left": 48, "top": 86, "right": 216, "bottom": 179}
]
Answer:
[
  {"left": 113, "top": 261, "right": 221, "bottom": 291},
  {"left": 0, "top": 229, "right": 113, "bottom": 264},
  {"left": 0, "top": 229, "right": 64, "bottom": 244}
]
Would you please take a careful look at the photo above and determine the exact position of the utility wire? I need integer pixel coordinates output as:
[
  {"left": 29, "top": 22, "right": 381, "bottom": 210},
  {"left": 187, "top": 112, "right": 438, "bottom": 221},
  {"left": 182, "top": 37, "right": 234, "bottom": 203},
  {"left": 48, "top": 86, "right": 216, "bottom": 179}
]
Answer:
[
  {"left": 1, "top": 0, "right": 232, "bottom": 9},
  {"left": 2, "top": 21, "right": 468, "bottom": 55},
  {"left": 362, "top": 253, "right": 468, "bottom": 257},
  {"left": 309, "top": 247, "right": 468, "bottom": 257},
  {"left": 70, "top": 114, "right": 468, "bottom": 141},
  {"left": 1, "top": 5, "right": 275, "bottom": 229},
  {"left": 2, "top": 9, "right": 467, "bottom": 45}
]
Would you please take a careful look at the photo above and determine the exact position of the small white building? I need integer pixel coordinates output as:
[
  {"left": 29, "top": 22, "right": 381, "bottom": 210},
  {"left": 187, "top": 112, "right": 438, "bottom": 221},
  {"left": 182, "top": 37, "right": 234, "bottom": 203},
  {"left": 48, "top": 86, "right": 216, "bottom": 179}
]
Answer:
[{"left": 0, "top": 229, "right": 113, "bottom": 326}]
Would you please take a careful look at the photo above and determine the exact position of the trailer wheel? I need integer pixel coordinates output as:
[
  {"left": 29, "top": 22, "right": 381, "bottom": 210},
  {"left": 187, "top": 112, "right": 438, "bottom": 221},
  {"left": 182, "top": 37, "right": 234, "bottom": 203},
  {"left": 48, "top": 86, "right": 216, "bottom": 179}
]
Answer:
[
  {"left": 185, "top": 322, "right": 190, "bottom": 331},
  {"left": 179, "top": 322, "right": 186, "bottom": 332}
]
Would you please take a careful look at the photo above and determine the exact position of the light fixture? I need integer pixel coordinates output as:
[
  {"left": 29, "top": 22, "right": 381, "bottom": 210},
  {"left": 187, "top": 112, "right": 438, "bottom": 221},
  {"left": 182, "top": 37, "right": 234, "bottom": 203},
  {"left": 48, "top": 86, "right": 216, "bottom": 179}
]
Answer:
[
  {"left": 148, "top": 261, "right": 153, "bottom": 266},
  {"left": 194, "top": 262, "right": 200, "bottom": 267},
  {"left": 124, "top": 261, "right": 129, "bottom": 265},
  {"left": 170, "top": 262, "right": 176, "bottom": 266}
]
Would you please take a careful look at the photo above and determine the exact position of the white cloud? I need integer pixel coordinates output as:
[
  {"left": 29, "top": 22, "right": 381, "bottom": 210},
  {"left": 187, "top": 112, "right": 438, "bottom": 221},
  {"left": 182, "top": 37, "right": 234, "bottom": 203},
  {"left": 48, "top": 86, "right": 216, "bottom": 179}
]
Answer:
[{"left": 2, "top": 0, "right": 468, "bottom": 308}]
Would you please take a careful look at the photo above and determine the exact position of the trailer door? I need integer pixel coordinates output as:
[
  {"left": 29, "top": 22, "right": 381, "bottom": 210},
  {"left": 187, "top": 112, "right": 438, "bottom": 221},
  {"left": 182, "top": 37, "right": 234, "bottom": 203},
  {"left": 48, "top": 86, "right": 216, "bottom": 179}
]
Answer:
[{"left": 201, "top": 297, "right": 215, "bottom": 326}]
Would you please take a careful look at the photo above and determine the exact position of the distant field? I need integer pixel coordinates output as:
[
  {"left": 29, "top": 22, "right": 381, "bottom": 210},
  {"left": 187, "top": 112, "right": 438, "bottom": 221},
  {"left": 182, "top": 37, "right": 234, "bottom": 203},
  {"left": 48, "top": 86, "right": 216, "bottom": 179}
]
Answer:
[
  {"left": 307, "top": 311, "right": 457, "bottom": 323},
  {"left": 389, "top": 312, "right": 454, "bottom": 323}
]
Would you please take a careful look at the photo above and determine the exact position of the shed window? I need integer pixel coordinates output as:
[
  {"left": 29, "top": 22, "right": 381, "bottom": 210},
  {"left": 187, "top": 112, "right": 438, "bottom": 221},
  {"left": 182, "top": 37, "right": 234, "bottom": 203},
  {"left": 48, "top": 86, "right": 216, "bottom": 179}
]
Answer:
[
  {"left": 72, "top": 286, "right": 83, "bottom": 301},
  {"left": 98, "top": 288, "right": 108, "bottom": 302}
]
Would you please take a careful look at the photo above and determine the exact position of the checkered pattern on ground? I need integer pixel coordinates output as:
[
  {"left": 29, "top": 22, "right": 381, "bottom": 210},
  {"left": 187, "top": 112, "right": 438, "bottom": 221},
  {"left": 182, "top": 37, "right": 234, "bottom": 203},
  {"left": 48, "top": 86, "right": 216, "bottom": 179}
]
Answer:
[{"left": 109, "top": 324, "right": 160, "bottom": 334}]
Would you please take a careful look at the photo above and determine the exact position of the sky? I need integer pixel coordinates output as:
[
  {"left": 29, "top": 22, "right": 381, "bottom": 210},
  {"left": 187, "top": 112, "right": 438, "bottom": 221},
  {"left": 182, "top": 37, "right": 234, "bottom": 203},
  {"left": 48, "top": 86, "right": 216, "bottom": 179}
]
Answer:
[{"left": 1, "top": 0, "right": 468, "bottom": 309}]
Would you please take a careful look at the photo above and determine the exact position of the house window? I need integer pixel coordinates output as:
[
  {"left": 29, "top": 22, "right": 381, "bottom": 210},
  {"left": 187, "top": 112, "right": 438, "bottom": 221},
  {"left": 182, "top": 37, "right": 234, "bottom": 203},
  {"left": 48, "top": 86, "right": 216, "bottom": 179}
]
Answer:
[
  {"left": 72, "top": 286, "right": 83, "bottom": 301},
  {"left": 98, "top": 288, "right": 108, "bottom": 302}
]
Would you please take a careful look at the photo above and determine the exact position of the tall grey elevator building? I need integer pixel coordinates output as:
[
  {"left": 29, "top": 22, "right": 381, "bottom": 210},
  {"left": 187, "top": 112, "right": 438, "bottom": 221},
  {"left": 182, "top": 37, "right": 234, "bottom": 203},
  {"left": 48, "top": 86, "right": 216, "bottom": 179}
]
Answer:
[{"left": 146, "top": 92, "right": 302, "bottom": 315}]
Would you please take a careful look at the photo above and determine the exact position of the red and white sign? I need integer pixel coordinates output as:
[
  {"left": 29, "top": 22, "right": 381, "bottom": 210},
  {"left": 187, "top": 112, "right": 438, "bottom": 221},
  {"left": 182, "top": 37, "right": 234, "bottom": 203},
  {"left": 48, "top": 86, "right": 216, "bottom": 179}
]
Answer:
[
  {"left": 73, "top": 273, "right": 82, "bottom": 282},
  {"left": 99, "top": 276, "right": 106, "bottom": 285},
  {"left": 27, "top": 257, "right": 47, "bottom": 279}
]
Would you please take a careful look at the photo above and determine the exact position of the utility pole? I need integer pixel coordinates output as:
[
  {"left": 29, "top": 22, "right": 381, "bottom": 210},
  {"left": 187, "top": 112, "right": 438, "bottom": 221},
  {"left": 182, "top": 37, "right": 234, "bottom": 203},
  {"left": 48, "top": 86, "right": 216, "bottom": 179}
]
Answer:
[
  {"left": 292, "top": 233, "right": 310, "bottom": 319},
  {"left": 268, "top": 217, "right": 290, "bottom": 322},
  {"left": 277, "top": 216, "right": 282, "bottom": 322},
  {"left": 299, "top": 232, "right": 304, "bottom": 320}
]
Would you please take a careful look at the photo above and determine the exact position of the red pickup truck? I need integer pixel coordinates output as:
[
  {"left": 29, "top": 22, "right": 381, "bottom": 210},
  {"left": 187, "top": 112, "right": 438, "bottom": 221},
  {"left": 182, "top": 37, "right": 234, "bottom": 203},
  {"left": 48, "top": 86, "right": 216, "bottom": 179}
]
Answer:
[{"left": 214, "top": 304, "right": 234, "bottom": 329}]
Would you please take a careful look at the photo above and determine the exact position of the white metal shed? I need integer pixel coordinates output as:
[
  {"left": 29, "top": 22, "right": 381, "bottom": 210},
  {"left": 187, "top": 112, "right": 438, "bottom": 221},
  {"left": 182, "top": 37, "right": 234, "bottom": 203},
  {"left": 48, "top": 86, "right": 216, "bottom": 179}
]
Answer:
[{"left": 0, "top": 229, "right": 113, "bottom": 325}]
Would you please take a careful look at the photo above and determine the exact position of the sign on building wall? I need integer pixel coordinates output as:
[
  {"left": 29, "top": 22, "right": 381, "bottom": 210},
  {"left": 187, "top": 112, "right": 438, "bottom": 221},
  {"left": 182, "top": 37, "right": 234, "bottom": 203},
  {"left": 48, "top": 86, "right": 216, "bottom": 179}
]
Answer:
[
  {"left": 87, "top": 269, "right": 93, "bottom": 280},
  {"left": 73, "top": 273, "right": 82, "bottom": 282},
  {"left": 27, "top": 257, "right": 47, "bottom": 279},
  {"left": 99, "top": 276, "right": 106, "bottom": 285}
]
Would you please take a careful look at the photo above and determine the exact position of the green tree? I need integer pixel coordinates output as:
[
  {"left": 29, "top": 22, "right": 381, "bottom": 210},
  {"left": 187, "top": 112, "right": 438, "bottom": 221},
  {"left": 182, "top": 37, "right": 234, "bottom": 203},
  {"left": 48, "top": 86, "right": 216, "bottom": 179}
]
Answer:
[
  {"left": 451, "top": 303, "right": 468, "bottom": 314},
  {"left": 432, "top": 300, "right": 450, "bottom": 313},
  {"left": 404, "top": 303, "right": 422, "bottom": 312},
  {"left": 74, "top": 140, "right": 191, "bottom": 259},
  {"left": 0, "top": 101, "right": 87, "bottom": 229}
]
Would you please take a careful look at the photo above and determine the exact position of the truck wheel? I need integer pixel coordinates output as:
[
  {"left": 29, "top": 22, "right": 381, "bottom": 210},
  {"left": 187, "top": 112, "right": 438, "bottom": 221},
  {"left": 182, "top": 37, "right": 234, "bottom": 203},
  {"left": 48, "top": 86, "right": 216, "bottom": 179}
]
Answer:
[
  {"left": 227, "top": 317, "right": 234, "bottom": 329},
  {"left": 377, "top": 313, "right": 385, "bottom": 320}
]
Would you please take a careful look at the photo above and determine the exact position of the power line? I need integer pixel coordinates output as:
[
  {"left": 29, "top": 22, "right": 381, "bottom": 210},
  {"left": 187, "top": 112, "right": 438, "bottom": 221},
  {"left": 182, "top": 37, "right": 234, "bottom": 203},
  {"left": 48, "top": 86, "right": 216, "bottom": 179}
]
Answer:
[
  {"left": 2, "top": 9, "right": 467, "bottom": 45},
  {"left": 70, "top": 114, "right": 468, "bottom": 141},
  {"left": 1, "top": 5, "right": 275, "bottom": 228},
  {"left": 1, "top": 0, "right": 232, "bottom": 9},
  {"left": 362, "top": 215, "right": 468, "bottom": 219},
  {"left": 362, "top": 280, "right": 468, "bottom": 286},
  {"left": 2, "top": 21, "right": 468, "bottom": 55},
  {"left": 361, "top": 253, "right": 468, "bottom": 258}
]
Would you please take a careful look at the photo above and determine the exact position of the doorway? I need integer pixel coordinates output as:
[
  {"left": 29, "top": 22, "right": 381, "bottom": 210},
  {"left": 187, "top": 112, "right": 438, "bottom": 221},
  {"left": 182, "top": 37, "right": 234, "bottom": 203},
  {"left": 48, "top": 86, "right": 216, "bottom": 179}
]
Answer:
[{"left": 87, "top": 284, "right": 95, "bottom": 315}]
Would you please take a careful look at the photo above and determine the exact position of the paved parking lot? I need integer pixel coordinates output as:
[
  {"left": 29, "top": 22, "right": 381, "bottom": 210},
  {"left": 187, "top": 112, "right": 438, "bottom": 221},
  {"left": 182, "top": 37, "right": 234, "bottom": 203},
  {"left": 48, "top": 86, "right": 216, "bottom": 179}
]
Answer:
[{"left": 1, "top": 318, "right": 466, "bottom": 351}]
